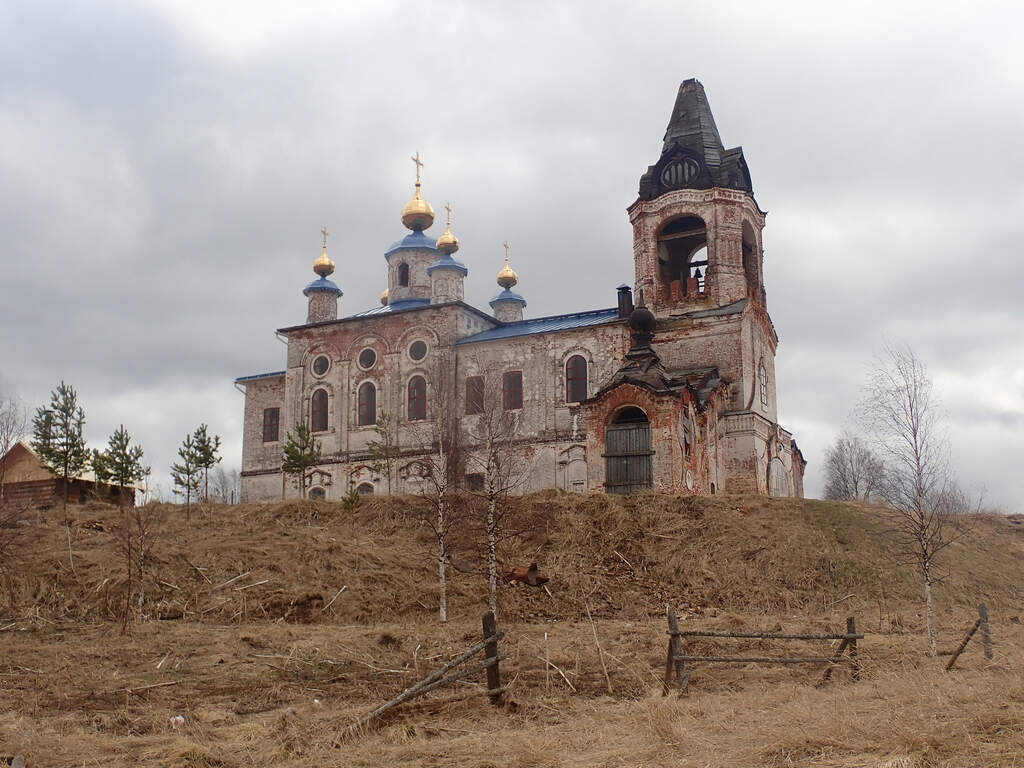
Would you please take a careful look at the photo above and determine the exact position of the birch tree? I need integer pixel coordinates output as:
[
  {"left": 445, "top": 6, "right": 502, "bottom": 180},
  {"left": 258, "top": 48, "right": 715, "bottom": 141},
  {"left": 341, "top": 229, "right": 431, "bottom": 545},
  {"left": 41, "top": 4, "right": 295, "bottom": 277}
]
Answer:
[{"left": 858, "top": 343, "right": 966, "bottom": 657}]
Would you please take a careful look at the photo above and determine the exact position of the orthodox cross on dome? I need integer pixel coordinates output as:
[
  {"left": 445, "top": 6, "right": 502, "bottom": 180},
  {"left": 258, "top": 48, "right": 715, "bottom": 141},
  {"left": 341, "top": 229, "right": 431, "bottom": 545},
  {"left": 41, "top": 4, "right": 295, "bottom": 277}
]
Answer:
[
  {"left": 503, "top": 240, "right": 510, "bottom": 263},
  {"left": 321, "top": 225, "right": 328, "bottom": 249},
  {"left": 411, "top": 151, "right": 423, "bottom": 184},
  {"left": 445, "top": 202, "right": 452, "bottom": 226}
]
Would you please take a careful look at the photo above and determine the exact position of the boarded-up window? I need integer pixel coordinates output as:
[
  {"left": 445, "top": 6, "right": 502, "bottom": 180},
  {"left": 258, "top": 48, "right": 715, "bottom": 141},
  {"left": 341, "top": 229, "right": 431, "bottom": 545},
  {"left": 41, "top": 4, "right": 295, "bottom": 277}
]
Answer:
[
  {"left": 408, "top": 375, "right": 426, "bottom": 421},
  {"left": 503, "top": 371, "right": 523, "bottom": 411},
  {"left": 311, "top": 389, "right": 328, "bottom": 432},
  {"left": 357, "top": 382, "right": 376, "bottom": 426},
  {"left": 465, "top": 376, "right": 484, "bottom": 415},
  {"left": 565, "top": 355, "right": 587, "bottom": 403},
  {"left": 262, "top": 408, "right": 279, "bottom": 442}
]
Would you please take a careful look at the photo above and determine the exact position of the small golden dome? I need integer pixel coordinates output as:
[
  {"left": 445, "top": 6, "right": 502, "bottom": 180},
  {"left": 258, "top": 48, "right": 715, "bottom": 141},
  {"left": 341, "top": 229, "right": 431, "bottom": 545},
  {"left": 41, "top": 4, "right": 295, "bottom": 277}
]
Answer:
[
  {"left": 496, "top": 244, "right": 518, "bottom": 289},
  {"left": 380, "top": 288, "right": 389, "bottom": 305},
  {"left": 313, "top": 245, "right": 335, "bottom": 278},
  {"left": 436, "top": 202, "right": 459, "bottom": 255}
]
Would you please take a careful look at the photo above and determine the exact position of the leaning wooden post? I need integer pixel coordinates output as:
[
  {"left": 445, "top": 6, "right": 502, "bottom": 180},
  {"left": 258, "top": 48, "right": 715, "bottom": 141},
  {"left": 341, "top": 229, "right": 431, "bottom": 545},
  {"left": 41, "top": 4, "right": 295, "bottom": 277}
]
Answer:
[
  {"left": 665, "top": 609, "right": 687, "bottom": 693},
  {"left": 945, "top": 617, "right": 981, "bottom": 671},
  {"left": 979, "top": 603, "right": 993, "bottom": 660},
  {"left": 846, "top": 617, "right": 860, "bottom": 681},
  {"left": 482, "top": 611, "right": 502, "bottom": 704}
]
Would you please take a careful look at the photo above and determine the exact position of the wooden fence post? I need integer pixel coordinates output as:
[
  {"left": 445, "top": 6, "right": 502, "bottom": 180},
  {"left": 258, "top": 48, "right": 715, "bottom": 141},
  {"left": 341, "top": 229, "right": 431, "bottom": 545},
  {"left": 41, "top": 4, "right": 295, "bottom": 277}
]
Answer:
[
  {"left": 847, "top": 616, "right": 860, "bottom": 681},
  {"left": 483, "top": 611, "right": 502, "bottom": 704},
  {"left": 664, "top": 609, "right": 687, "bottom": 694},
  {"left": 979, "top": 603, "right": 993, "bottom": 660}
]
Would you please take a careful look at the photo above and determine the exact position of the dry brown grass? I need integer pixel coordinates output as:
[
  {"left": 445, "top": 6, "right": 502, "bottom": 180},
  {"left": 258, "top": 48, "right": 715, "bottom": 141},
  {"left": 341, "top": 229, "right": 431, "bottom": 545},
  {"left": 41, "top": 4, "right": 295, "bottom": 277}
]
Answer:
[{"left": 1, "top": 492, "right": 1023, "bottom": 766}]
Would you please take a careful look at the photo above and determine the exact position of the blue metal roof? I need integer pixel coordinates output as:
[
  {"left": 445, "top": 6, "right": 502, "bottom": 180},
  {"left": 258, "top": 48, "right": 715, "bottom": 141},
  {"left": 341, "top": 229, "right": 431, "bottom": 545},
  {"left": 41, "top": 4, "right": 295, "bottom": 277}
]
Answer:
[
  {"left": 234, "top": 370, "right": 285, "bottom": 384},
  {"left": 350, "top": 297, "right": 431, "bottom": 317},
  {"left": 302, "top": 277, "right": 342, "bottom": 297},
  {"left": 427, "top": 255, "right": 468, "bottom": 276},
  {"left": 457, "top": 307, "right": 621, "bottom": 345},
  {"left": 489, "top": 287, "right": 526, "bottom": 307},
  {"left": 385, "top": 229, "right": 438, "bottom": 257}
]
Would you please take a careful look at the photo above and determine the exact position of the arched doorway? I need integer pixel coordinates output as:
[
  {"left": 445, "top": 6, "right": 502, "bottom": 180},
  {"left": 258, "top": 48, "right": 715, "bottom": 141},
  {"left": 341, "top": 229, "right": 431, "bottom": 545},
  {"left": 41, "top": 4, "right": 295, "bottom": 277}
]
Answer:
[{"left": 604, "top": 406, "right": 653, "bottom": 494}]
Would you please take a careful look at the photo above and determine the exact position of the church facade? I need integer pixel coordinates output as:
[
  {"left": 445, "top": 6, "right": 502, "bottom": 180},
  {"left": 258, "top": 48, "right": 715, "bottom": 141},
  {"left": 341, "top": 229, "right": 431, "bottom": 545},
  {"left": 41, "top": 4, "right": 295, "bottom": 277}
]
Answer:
[{"left": 236, "top": 79, "right": 806, "bottom": 501}]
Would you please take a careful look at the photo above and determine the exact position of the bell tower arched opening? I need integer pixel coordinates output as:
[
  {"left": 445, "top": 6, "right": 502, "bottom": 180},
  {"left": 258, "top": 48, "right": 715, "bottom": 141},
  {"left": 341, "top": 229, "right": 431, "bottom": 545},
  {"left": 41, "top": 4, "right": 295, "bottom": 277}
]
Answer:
[
  {"left": 604, "top": 406, "right": 653, "bottom": 494},
  {"left": 657, "top": 216, "right": 708, "bottom": 303},
  {"left": 742, "top": 220, "right": 761, "bottom": 302}
]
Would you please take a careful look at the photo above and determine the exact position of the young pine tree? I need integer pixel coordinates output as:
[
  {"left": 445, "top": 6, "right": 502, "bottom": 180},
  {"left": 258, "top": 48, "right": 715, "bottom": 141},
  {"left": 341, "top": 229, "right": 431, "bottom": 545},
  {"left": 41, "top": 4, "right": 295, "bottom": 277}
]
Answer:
[
  {"left": 281, "top": 423, "right": 321, "bottom": 499},
  {"left": 170, "top": 434, "right": 202, "bottom": 519},
  {"left": 31, "top": 381, "right": 89, "bottom": 515},
  {"left": 100, "top": 425, "right": 148, "bottom": 508},
  {"left": 192, "top": 424, "right": 222, "bottom": 502}
]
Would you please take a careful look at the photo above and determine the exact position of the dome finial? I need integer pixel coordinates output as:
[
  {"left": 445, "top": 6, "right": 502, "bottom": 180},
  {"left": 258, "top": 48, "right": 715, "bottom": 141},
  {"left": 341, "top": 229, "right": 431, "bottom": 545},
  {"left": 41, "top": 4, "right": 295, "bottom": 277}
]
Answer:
[
  {"left": 401, "top": 150, "right": 435, "bottom": 230},
  {"left": 313, "top": 224, "right": 335, "bottom": 277},
  {"left": 436, "top": 201, "right": 460, "bottom": 255},
  {"left": 496, "top": 240, "right": 518, "bottom": 288}
]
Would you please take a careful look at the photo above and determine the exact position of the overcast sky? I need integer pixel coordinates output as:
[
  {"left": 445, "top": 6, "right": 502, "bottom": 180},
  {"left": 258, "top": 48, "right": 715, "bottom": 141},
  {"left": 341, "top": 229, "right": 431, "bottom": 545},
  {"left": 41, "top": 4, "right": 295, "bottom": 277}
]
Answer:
[{"left": 1, "top": 0, "right": 1021, "bottom": 509}]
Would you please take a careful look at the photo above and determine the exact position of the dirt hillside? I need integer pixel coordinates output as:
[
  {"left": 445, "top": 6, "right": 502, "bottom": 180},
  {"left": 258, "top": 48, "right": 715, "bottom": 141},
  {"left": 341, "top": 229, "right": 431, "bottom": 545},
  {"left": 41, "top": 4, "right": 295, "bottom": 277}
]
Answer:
[{"left": 5, "top": 492, "right": 1022, "bottom": 627}]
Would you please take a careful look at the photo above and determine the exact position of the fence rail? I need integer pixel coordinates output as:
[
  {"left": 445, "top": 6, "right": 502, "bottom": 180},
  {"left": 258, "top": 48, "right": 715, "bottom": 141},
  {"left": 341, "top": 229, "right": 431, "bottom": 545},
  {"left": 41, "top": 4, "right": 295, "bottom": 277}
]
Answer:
[{"left": 663, "top": 611, "right": 861, "bottom": 692}]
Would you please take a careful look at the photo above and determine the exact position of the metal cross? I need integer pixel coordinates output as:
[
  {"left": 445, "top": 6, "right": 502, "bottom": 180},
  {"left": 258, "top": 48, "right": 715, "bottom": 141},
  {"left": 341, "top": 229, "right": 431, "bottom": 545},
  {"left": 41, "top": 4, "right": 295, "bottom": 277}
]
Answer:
[
  {"left": 503, "top": 241, "right": 510, "bottom": 262},
  {"left": 411, "top": 151, "right": 423, "bottom": 184},
  {"left": 445, "top": 202, "right": 453, "bottom": 226},
  {"left": 321, "top": 225, "right": 328, "bottom": 249}
]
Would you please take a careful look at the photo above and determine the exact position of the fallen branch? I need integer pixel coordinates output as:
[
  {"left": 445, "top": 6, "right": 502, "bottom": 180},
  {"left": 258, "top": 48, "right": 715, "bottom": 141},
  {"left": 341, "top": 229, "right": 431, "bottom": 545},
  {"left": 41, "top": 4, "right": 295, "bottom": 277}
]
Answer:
[
  {"left": 536, "top": 655, "right": 577, "bottom": 692},
  {"left": 211, "top": 571, "right": 251, "bottom": 591},
  {"left": 585, "top": 602, "right": 613, "bottom": 695},
  {"left": 120, "top": 679, "right": 184, "bottom": 694},
  {"left": 235, "top": 579, "right": 270, "bottom": 592},
  {"left": 323, "top": 585, "right": 348, "bottom": 611}
]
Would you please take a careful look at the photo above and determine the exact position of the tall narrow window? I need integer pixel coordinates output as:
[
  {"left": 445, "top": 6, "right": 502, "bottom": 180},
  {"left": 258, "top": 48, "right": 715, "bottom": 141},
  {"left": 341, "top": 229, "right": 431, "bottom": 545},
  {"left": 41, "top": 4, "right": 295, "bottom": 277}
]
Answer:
[
  {"left": 407, "top": 375, "right": 426, "bottom": 421},
  {"left": 311, "top": 389, "right": 328, "bottom": 432},
  {"left": 262, "top": 407, "right": 280, "bottom": 442},
  {"left": 503, "top": 370, "right": 523, "bottom": 411},
  {"left": 465, "top": 375, "right": 484, "bottom": 415},
  {"left": 759, "top": 364, "right": 769, "bottom": 408},
  {"left": 398, "top": 263, "right": 410, "bottom": 287},
  {"left": 565, "top": 355, "right": 588, "bottom": 403},
  {"left": 357, "top": 381, "right": 376, "bottom": 426}
]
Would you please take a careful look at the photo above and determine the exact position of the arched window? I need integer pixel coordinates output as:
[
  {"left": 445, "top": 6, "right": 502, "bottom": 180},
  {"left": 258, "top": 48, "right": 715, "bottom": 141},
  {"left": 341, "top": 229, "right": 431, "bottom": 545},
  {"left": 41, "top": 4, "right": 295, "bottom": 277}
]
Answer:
[
  {"left": 357, "top": 381, "right": 376, "bottom": 426},
  {"left": 565, "top": 355, "right": 588, "bottom": 403},
  {"left": 311, "top": 389, "right": 328, "bottom": 432},
  {"left": 398, "top": 263, "right": 410, "bottom": 287},
  {"left": 407, "top": 375, "right": 426, "bottom": 421},
  {"left": 356, "top": 482, "right": 374, "bottom": 495},
  {"left": 309, "top": 487, "right": 326, "bottom": 500}
]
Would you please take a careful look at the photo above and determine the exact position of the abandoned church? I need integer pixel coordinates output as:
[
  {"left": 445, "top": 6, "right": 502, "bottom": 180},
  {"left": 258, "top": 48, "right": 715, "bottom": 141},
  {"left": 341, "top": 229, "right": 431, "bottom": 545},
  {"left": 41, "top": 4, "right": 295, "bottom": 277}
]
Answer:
[{"left": 236, "top": 79, "right": 806, "bottom": 501}]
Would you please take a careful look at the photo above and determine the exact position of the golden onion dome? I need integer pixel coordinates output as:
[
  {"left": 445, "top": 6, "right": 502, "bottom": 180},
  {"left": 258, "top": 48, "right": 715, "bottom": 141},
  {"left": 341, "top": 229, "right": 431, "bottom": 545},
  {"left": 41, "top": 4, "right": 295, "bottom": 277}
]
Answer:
[
  {"left": 313, "top": 244, "right": 335, "bottom": 278},
  {"left": 401, "top": 184, "right": 435, "bottom": 230},
  {"left": 380, "top": 287, "right": 389, "bottom": 305},
  {"left": 436, "top": 202, "right": 459, "bottom": 255},
  {"left": 496, "top": 246, "right": 518, "bottom": 289}
]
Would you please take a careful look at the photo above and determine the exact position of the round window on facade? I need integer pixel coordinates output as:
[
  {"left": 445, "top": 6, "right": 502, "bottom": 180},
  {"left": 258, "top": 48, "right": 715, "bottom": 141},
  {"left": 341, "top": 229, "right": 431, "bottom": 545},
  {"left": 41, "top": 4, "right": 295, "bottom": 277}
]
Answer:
[
  {"left": 312, "top": 355, "right": 330, "bottom": 376},
  {"left": 358, "top": 348, "right": 377, "bottom": 370},
  {"left": 409, "top": 340, "right": 428, "bottom": 361}
]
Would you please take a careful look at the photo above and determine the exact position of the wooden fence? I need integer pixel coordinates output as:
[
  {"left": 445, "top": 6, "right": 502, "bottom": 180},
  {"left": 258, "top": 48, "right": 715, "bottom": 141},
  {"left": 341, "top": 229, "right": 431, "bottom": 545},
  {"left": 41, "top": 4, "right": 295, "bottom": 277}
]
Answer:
[{"left": 663, "top": 609, "right": 863, "bottom": 692}]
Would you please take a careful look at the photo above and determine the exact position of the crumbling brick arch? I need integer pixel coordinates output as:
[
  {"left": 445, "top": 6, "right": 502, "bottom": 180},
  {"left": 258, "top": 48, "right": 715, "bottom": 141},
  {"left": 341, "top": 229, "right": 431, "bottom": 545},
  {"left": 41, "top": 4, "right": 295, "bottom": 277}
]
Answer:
[{"left": 345, "top": 333, "right": 393, "bottom": 362}]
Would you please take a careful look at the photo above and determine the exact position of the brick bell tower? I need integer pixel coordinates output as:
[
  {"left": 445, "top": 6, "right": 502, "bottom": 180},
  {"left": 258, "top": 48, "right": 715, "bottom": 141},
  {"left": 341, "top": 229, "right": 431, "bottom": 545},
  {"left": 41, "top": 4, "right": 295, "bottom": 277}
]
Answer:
[{"left": 629, "top": 78, "right": 767, "bottom": 318}]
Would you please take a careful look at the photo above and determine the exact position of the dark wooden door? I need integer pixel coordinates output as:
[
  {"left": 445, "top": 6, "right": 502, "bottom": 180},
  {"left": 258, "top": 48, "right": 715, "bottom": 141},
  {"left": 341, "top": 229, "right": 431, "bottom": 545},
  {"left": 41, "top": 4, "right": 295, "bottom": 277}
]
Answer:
[{"left": 604, "top": 422, "right": 653, "bottom": 494}]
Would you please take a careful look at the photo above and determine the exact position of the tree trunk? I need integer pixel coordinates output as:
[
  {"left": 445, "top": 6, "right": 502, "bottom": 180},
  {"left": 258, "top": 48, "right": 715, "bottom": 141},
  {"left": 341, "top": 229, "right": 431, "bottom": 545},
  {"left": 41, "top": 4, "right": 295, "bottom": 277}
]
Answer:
[
  {"left": 121, "top": 533, "right": 132, "bottom": 635},
  {"left": 487, "top": 494, "right": 498, "bottom": 620},
  {"left": 438, "top": 534, "right": 448, "bottom": 623},
  {"left": 924, "top": 566, "right": 937, "bottom": 657}
]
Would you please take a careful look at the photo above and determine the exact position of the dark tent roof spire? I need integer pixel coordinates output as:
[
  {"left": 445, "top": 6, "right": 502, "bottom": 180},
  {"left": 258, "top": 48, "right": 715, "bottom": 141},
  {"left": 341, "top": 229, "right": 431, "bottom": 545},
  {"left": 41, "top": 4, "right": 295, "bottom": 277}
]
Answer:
[{"left": 636, "top": 78, "right": 755, "bottom": 202}]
